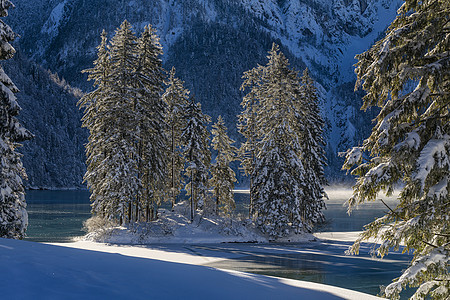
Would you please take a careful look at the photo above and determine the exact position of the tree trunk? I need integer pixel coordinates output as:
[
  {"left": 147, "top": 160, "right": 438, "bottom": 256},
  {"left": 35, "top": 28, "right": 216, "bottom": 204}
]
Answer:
[
  {"left": 135, "top": 201, "right": 139, "bottom": 222},
  {"left": 190, "top": 170, "right": 194, "bottom": 223},
  {"left": 249, "top": 149, "right": 254, "bottom": 218},
  {"left": 171, "top": 124, "right": 176, "bottom": 210},
  {"left": 216, "top": 194, "right": 219, "bottom": 215},
  {"left": 128, "top": 201, "right": 132, "bottom": 223}
]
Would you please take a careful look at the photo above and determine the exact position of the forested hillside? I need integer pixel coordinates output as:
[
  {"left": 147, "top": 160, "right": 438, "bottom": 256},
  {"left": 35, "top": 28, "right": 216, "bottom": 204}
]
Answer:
[{"left": 5, "top": 0, "right": 402, "bottom": 187}]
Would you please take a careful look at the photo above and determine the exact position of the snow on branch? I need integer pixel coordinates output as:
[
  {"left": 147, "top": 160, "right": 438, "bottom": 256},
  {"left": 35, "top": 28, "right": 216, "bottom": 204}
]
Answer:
[
  {"left": 384, "top": 246, "right": 449, "bottom": 299},
  {"left": 414, "top": 136, "right": 450, "bottom": 189}
]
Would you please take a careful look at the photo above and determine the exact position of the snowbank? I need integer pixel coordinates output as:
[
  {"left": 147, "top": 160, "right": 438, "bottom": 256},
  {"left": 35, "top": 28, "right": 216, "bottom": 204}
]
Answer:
[
  {"left": 83, "top": 202, "right": 314, "bottom": 244},
  {"left": 0, "top": 238, "right": 381, "bottom": 299}
]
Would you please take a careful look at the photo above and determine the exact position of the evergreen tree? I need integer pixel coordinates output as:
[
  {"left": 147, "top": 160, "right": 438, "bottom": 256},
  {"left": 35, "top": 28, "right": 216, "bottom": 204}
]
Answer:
[
  {"left": 81, "top": 20, "right": 140, "bottom": 224},
  {"left": 299, "top": 68, "right": 327, "bottom": 225},
  {"left": 238, "top": 64, "right": 264, "bottom": 217},
  {"left": 163, "top": 67, "right": 189, "bottom": 209},
  {"left": 242, "top": 44, "right": 319, "bottom": 237},
  {"left": 134, "top": 24, "right": 167, "bottom": 221},
  {"left": 182, "top": 97, "right": 211, "bottom": 222},
  {"left": 0, "top": 0, "right": 32, "bottom": 239},
  {"left": 79, "top": 30, "right": 110, "bottom": 218},
  {"left": 210, "top": 116, "right": 237, "bottom": 216},
  {"left": 342, "top": 1, "right": 449, "bottom": 299},
  {"left": 103, "top": 20, "right": 140, "bottom": 224},
  {"left": 81, "top": 22, "right": 168, "bottom": 224}
]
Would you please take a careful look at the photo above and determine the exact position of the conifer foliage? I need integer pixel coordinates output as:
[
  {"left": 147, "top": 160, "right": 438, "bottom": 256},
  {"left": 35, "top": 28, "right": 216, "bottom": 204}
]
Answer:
[
  {"left": 239, "top": 44, "right": 326, "bottom": 237},
  {"left": 79, "top": 21, "right": 167, "bottom": 224},
  {"left": 210, "top": 116, "right": 237, "bottom": 216},
  {"left": 134, "top": 25, "right": 168, "bottom": 221},
  {"left": 0, "top": 0, "right": 32, "bottom": 239},
  {"left": 299, "top": 69, "right": 327, "bottom": 225},
  {"left": 343, "top": 1, "right": 449, "bottom": 299},
  {"left": 182, "top": 98, "right": 211, "bottom": 222},
  {"left": 163, "top": 67, "right": 189, "bottom": 208}
]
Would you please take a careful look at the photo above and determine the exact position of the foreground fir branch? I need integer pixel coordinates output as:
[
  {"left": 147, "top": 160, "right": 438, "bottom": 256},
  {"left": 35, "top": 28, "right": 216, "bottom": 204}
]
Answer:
[
  {"left": 343, "top": 1, "right": 449, "bottom": 299},
  {"left": 0, "top": 0, "right": 33, "bottom": 239}
]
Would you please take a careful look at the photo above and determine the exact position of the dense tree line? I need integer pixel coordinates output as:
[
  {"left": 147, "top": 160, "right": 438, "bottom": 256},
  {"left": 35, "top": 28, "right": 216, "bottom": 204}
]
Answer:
[{"left": 78, "top": 22, "right": 327, "bottom": 238}]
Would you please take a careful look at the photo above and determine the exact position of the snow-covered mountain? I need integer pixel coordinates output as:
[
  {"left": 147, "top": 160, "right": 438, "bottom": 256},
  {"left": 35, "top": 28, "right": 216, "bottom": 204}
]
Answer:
[
  {"left": 5, "top": 0, "right": 403, "bottom": 187},
  {"left": 3, "top": 51, "right": 87, "bottom": 189}
]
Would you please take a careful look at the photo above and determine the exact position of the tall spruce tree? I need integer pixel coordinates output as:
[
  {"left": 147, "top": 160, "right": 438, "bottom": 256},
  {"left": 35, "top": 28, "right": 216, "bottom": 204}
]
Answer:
[
  {"left": 134, "top": 24, "right": 167, "bottom": 221},
  {"left": 163, "top": 67, "right": 189, "bottom": 209},
  {"left": 242, "top": 44, "right": 316, "bottom": 237},
  {"left": 81, "top": 22, "right": 169, "bottom": 224},
  {"left": 182, "top": 97, "right": 211, "bottom": 222},
  {"left": 238, "top": 64, "right": 265, "bottom": 216},
  {"left": 79, "top": 30, "right": 110, "bottom": 218},
  {"left": 342, "top": 1, "right": 449, "bottom": 299},
  {"left": 103, "top": 20, "right": 140, "bottom": 224},
  {"left": 0, "top": 0, "right": 32, "bottom": 239},
  {"left": 81, "top": 21, "right": 140, "bottom": 224},
  {"left": 210, "top": 116, "right": 237, "bottom": 216},
  {"left": 299, "top": 69, "right": 327, "bottom": 225}
]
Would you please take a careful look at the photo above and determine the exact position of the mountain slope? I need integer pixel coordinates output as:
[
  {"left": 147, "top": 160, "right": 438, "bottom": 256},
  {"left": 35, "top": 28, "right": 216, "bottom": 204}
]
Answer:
[
  {"left": 6, "top": 0, "right": 403, "bottom": 186},
  {"left": 3, "top": 50, "right": 87, "bottom": 189}
]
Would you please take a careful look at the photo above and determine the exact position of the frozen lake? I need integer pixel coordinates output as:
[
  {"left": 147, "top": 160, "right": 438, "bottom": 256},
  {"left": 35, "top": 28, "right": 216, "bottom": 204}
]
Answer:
[{"left": 24, "top": 188, "right": 411, "bottom": 297}]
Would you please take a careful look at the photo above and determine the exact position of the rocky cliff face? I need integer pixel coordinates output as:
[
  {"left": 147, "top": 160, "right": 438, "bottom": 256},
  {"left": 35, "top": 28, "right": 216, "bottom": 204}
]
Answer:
[{"left": 5, "top": 0, "right": 402, "bottom": 187}]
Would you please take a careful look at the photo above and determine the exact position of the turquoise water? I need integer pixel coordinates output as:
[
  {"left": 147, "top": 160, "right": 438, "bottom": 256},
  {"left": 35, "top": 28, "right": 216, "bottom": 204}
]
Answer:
[
  {"left": 25, "top": 190, "right": 91, "bottom": 242},
  {"left": 25, "top": 189, "right": 396, "bottom": 242},
  {"left": 24, "top": 189, "right": 412, "bottom": 297}
]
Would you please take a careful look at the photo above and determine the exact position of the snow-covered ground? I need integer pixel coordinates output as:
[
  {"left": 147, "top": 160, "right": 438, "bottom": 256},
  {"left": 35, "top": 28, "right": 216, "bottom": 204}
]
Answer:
[
  {"left": 83, "top": 201, "right": 314, "bottom": 244},
  {"left": 6, "top": 191, "right": 409, "bottom": 299},
  {"left": 0, "top": 237, "right": 382, "bottom": 299}
]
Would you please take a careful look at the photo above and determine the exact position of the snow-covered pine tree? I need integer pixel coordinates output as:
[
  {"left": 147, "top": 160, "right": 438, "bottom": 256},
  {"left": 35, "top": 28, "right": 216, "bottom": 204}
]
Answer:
[
  {"left": 210, "top": 116, "right": 237, "bottom": 216},
  {"left": 299, "top": 68, "right": 326, "bottom": 225},
  {"left": 0, "top": 0, "right": 32, "bottom": 239},
  {"left": 134, "top": 24, "right": 167, "bottom": 221},
  {"left": 244, "top": 44, "right": 311, "bottom": 237},
  {"left": 92, "top": 20, "right": 140, "bottom": 224},
  {"left": 181, "top": 97, "right": 211, "bottom": 222},
  {"left": 342, "top": 1, "right": 449, "bottom": 299},
  {"left": 79, "top": 30, "right": 110, "bottom": 218},
  {"left": 238, "top": 64, "right": 264, "bottom": 216},
  {"left": 163, "top": 67, "right": 189, "bottom": 209}
]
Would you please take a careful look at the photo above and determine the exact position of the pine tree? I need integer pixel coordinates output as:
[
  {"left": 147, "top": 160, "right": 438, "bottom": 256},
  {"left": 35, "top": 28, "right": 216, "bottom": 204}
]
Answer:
[
  {"left": 163, "top": 67, "right": 189, "bottom": 209},
  {"left": 80, "top": 20, "right": 141, "bottom": 224},
  {"left": 242, "top": 44, "right": 317, "bottom": 237},
  {"left": 299, "top": 68, "right": 327, "bottom": 225},
  {"left": 79, "top": 30, "right": 110, "bottom": 218},
  {"left": 0, "top": 0, "right": 33, "bottom": 239},
  {"left": 103, "top": 20, "right": 141, "bottom": 224},
  {"left": 81, "top": 22, "right": 169, "bottom": 224},
  {"left": 342, "top": 1, "right": 449, "bottom": 299},
  {"left": 134, "top": 24, "right": 167, "bottom": 221},
  {"left": 182, "top": 97, "right": 211, "bottom": 222},
  {"left": 238, "top": 64, "right": 264, "bottom": 217},
  {"left": 210, "top": 116, "right": 237, "bottom": 216}
]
